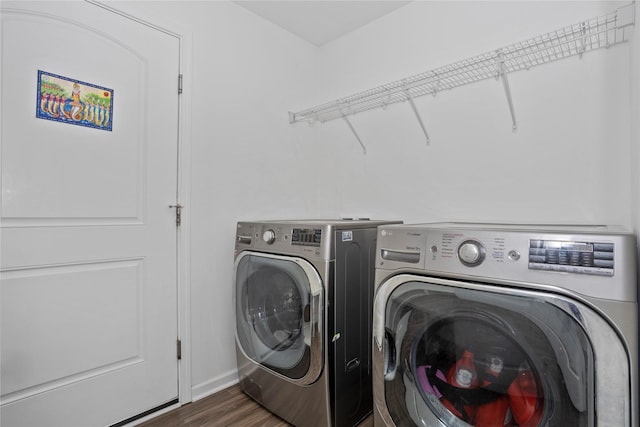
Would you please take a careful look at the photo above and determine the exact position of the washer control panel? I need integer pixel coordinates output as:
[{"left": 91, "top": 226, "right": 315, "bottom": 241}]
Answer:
[
  {"left": 235, "top": 222, "right": 325, "bottom": 259},
  {"left": 376, "top": 223, "right": 637, "bottom": 302}
]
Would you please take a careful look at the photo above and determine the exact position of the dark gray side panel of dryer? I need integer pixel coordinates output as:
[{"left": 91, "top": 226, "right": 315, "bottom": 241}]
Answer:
[{"left": 330, "top": 227, "right": 377, "bottom": 427}]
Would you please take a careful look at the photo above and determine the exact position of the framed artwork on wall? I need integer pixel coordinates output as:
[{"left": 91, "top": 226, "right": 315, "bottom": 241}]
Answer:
[{"left": 36, "top": 70, "right": 113, "bottom": 131}]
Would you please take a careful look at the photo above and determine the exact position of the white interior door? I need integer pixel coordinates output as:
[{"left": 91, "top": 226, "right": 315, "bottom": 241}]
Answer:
[{"left": 1, "top": 1, "right": 180, "bottom": 425}]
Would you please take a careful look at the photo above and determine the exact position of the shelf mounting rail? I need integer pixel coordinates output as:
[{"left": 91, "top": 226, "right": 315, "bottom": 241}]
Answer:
[{"left": 288, "top": 3, "right": 635, "bottom": 154}]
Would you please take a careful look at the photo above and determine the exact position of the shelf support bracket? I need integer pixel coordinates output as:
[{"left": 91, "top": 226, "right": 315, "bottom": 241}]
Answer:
[
  {"left": 579, "top": 22, "right": 588, "bottom": 57},
  {"left": 340, "top": 112, "right": 367, "bottom": 154},
  {"left": 432, "top": 74, "right": 440, "bottom": 97},
  {"left": 381, "top": 89, "right": 392, "bottom": 110},
  {"left": 496, "top": 53, "right": 518, "bottom": 132},
  {"left": 404, "top": 88, "right": 430, "bottom": 145}
]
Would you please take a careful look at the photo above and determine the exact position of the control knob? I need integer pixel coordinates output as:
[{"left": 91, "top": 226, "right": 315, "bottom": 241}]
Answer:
[
  {"left": 458, "top": 240, "right": 486, "bottom": 267},
  {"left": 262, "top": 229, "right": 276, "bottom": 244}
]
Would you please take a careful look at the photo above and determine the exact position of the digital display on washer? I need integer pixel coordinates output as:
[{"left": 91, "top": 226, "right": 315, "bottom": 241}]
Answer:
[
  {"left": 291, "top": 228, "right": 322, "bottom": 247},
  {"left": 528, "top": 239, "right": 614, "bottom": 276}
]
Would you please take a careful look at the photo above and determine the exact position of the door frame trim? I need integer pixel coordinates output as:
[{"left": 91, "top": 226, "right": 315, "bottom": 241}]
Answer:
[{"left": 86, "top": 0, "right": 194, "bottom": 405}]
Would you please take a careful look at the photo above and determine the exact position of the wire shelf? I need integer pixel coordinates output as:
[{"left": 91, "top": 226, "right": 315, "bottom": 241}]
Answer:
[{"left": 289, "top": 4, "right": 635, "bottom": 127}]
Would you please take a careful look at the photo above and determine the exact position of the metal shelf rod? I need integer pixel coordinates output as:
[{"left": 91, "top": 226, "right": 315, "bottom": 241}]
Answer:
[{"left": 289, "top": 3, "right": 635, "bottom": 143}]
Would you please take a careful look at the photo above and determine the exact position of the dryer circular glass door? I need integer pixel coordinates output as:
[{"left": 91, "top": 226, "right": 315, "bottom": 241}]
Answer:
[
  {"left": 372, "top": 275, "right": 631, "bottom": 427},
  {"left": 235, "top": 251, "right": 323, "bottom": 385}
]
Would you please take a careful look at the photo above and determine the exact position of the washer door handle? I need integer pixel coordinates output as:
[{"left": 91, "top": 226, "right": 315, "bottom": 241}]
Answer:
[
  {"left": 384, "top": 330, "right": 397, "bottom": 380},
  {"left": 346, "top": 358, "right": 360, "bottom": 372}
]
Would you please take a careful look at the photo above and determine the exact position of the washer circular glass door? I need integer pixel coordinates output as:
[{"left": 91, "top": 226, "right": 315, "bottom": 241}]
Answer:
[
  {"left": 235, "top": 251, "right": 323, "bottom": 385},
  {"left": 373, "top": 275, "right": 631, "bottom": 427}
]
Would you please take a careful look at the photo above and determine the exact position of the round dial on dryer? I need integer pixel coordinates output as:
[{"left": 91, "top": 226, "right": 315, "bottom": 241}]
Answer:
[
  {"left": 262, "top": 229, "right": 276, "bottom": 244},
  {"left": 457, "top": 240, "right": 486, "bottom": 267}
]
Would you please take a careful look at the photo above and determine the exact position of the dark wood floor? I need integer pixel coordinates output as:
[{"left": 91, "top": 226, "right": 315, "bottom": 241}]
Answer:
[{"left": 138, "top": 384, "right": 373, "bottom": 427}]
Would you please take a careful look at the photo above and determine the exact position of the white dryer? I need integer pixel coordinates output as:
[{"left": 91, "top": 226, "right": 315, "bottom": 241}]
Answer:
[
  {"left": 372, "top": 223, "right": 638, "bottom": 426},
  {"left": 234, "top": 219, "right": 401, "bottom": 426}
]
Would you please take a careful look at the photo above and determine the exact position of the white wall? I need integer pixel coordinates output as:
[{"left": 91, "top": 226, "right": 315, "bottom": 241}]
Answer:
[
  {"left": 170, "top": 2, "right": 319, "bottom": 397},
  {"left": 312, "top": 1, "right": 634, "bottom": 227},
  {"left": 109, "top": 0, "right": 320, "bottom": 399},
  {"left": 110, "top": 0, "right": 638, "bottom": 404},
  {"left": 187, "top": 5, "right": 320, "bottom": 398}
]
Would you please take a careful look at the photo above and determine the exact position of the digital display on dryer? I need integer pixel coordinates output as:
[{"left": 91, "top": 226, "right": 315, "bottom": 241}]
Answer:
[
  {"left": 291, "top": 228, "right": 322, "bottom": 247},
  {"left": 528, "top": 239, "right": 614, "bottom": 276}
]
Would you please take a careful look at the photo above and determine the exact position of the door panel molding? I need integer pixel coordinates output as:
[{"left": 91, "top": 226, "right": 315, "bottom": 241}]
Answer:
[{"left": 1, "top": 258, "right": 145, "bottom": 402}]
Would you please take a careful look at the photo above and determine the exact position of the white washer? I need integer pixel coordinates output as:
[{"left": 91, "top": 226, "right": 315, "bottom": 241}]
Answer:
[{"left": 372, "top": 223, "right": 638, "bottom": 427}]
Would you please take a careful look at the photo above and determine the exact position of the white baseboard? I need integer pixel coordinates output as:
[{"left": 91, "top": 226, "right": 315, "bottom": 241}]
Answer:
[{"left": 191, "top": 369, "right": 239, "bottom": 402}]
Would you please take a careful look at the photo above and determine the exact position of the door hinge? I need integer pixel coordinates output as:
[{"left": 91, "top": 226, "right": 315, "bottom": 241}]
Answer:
[
  {"left": 169, "top": 204, "right": 183, "bottom": 226},
  {"left": 178, "top": 74, "right": 183, "bottom": 94},
  {"left": 177, "top": 339, "right": 182, "bottom": 360}
]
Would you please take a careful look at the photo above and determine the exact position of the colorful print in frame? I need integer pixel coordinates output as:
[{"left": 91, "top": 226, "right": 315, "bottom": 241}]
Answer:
[{"left": 36, "top": 70, "right": 113, "bottom": 131}]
